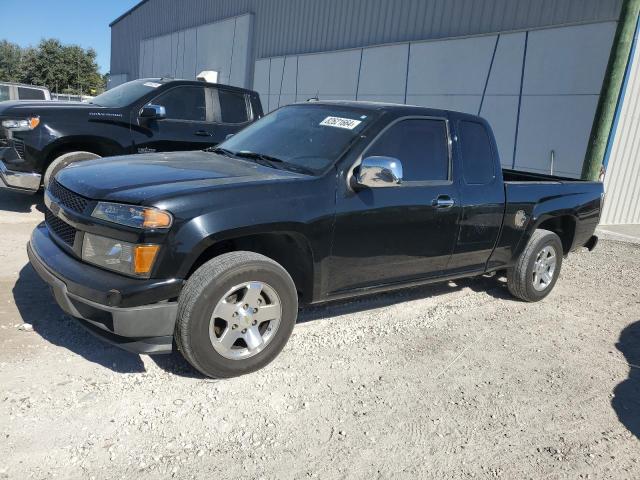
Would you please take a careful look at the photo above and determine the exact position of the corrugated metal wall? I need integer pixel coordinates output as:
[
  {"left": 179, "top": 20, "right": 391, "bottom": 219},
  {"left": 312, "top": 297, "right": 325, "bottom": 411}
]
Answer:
[
  {"left": 110, "top": 0, "right": 622, "bottom": 80},
  {"left": 602, "top": 24, "right": 640, "bottom": 225}
]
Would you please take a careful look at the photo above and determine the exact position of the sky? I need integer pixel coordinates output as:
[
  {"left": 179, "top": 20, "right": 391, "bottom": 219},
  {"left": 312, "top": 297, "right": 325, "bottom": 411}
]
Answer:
[{"left": 0, "top": 0, "right": 141, "bottom": 73}]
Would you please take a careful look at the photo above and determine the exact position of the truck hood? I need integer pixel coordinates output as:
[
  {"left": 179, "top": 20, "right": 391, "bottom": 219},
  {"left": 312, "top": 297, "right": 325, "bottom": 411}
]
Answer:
[
  {"left": 0, "top": 100, "right": 86, "bottom": 113},
  {"left": 55, "top": 151, "right": 305, "bottom": 204},
  {"left": 0, "top": 101, "right": 122, "bottom": 118}
]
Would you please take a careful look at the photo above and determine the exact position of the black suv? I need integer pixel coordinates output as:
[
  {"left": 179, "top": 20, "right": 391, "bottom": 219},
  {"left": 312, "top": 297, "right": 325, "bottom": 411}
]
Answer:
[{"left": 0, "top": 78, "right": 263, "bottom": 193}]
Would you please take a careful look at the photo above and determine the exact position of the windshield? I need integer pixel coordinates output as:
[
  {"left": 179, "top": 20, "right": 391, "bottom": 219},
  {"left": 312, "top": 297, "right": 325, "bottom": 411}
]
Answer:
[
  {"left": 91, "top": 79, "right": 165, "bottom": 108},
  {"left": 218, "top": 104, "right": 377, "bottom": 175}
]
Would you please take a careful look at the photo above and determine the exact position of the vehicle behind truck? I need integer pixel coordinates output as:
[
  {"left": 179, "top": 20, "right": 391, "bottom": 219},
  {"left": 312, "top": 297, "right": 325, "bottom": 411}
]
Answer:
[
  {"left": 0, "top": 78, "right": 262, "bottom": 193},
  {"left": 28, "top": 101, "right": 603, "bottom": 379},
  {"left": 0, "top": 82, "right": 51, "bottom": 102}
]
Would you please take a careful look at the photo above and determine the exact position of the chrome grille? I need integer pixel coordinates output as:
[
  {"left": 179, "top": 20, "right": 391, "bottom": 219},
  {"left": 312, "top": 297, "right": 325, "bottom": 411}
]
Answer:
[
  {"left": 45, "top": 210, "right": 77, "bottom": 246},
  {"left": 48, "top": 179, "right": 89, "bottom": 213}
]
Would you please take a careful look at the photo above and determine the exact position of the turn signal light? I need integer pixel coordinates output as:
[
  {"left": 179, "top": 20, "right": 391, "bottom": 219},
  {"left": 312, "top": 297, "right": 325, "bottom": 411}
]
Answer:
[
  {"left": 143, "top": 209, "right": 173, "bottom": 228},
  {"left": 133, "top": 245, "right": 160, "bottom": 275}
]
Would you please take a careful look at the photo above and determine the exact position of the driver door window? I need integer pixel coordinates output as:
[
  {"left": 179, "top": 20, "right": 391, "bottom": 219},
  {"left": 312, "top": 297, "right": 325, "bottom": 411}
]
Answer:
[
  {"left": 150, "top": 86, "right": 207, "bottom": 122},
  {"left": 365, "top": 119, "right": 450, "bottom": 182}
]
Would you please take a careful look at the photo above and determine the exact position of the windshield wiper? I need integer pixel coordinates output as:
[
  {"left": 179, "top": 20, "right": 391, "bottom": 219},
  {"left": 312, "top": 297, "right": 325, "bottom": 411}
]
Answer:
[
  {"left": 211, "top": 149, "right": 315, "bottom": 175},
  {"left": 236, "top": 151, "right": 316, "bottom": 175},
  {"left": 207, "top": 146, "right": 237, "bottom": 157},
  {"left": 234, "top": 151, "right": 285, "bottom": 165}
]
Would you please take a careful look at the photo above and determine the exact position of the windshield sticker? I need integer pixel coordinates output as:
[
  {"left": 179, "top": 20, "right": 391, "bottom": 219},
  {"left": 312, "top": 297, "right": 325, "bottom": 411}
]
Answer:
[
  {"left": 143, "top": 82, "right": 162, "bottom": 88},
  {"left": 320, "top": 116, "right": 362, "bottom": 130}
]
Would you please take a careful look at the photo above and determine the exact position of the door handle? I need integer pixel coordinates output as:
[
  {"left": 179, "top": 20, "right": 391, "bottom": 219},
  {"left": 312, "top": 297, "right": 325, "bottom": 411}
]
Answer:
[
  {"left": 432, "top": 195, "right": 455, "bottom": 209},
  {"left": 194, "top": 130, "right": 212, "bottom": 137}
]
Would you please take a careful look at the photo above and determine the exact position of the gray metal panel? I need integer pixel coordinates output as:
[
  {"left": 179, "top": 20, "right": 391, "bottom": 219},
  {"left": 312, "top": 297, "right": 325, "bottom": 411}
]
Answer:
[
  {"left": 139, "top": 14, "right": 253, "bottom": 86},
  {"left": 152, "top": 34, "right": 173, "bottom": 77},
  {"left": 406, "top": 95, "right": 482, "bottom": 114},
  {"left": 183, "top": 28, "right": 197, "bottom": 79},
  {"left": 479, "top": 95, "right": 520, "bottom": 167},
  {"left": 296, "top": 50, "right": 361, "bottom": 100},
  {"left": 170, "top": 32, "right": 181, "bottom": 77},
  {"left": 139, "top": 38, "right": 153, "bottom": 78},
  {"left": 357, "top": 44, "right": 408, "bottom": 102},
  {"left": 515, "top": 95, "right": 600, "bottom": 177},
  {"left": 229, "top": 14, "right": 254, "bottom": 88},
  {"left": 252, "top": 58, "right": 270, "bottom": 105},
  {"left": 196, "top": 18, "right": 236, "bottom": 84},
  {"left": 523, "top": 21, "right": 617, "bottom": 95},
  {"left": 406, "top": 35, "right": 496, "bottom": 95},
  {"left": 268, "top": 57, "right": 285, "bottom": 112},
  {"left": 278, "top": 56, "right": 298, "bottom": 108},
  {"left": 485, "top": 32, "right": 526, "bottom": 95},
  {"left": 110, "top": 0, "right": 622, "bottom": 84},
  {"left": 602, "top": 36, "right": 640, "bottom": 225}
]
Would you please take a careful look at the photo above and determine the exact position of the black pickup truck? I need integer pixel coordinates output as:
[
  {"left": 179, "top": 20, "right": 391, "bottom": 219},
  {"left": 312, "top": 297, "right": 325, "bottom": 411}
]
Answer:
[
  {"left": 28, "top": 101, "right": 603, "bottom": 378},
  {"left": 0, "top": 78, "right": 262, "bottom": 193}
]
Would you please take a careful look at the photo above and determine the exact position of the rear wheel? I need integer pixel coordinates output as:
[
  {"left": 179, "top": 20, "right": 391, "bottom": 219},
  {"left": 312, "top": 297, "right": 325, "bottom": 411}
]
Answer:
[
  {"left": 43, "top": 151, "right": 101, "bottom": 189},
  {"left": 175, "top": 252, "right": 298, "bottom": 378},
  {"left": 507, "top": 229, "right": 563, "bottom": 302}
]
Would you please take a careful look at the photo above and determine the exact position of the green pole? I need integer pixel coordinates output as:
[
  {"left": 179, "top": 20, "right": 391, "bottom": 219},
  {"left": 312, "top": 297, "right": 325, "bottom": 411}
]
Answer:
[{"left": 582, "top": 0, "right": 640, "bottom": 180}]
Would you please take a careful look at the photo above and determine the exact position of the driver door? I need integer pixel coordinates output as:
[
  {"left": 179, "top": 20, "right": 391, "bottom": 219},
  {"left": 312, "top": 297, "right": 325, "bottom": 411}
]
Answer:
[
  {"left": 327, "top": 117, "right": 461, "bottom": 294},
  {"left": 132, "top": 85, "right": 220, "bottom": 153}
]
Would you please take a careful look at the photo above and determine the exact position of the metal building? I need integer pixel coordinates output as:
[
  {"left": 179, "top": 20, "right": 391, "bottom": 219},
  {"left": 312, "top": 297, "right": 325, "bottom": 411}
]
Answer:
[
  {"left": 110, "top": 0, "right": 623, "bottom": 180},
  {"left": 601, "top": 15, "right": 640, "bottom": 226}
]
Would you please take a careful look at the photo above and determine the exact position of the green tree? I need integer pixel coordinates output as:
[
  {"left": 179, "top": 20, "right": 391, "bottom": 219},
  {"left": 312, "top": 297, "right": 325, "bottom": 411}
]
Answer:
[
  {"left": 0, "top": 38, "right": 106, "bottom": 95},
  {"left": 0, "top": 40, "right": 23, "bottom": 82}
]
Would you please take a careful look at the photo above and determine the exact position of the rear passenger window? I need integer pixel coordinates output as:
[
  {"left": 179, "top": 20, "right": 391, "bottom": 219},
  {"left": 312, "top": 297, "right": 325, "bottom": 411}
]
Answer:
[
  {"left": 459, "top": 121, "right": 495, "bottom": 185},
  {"left": 0, "top": 85, "right": 9, "bottom": 102},
  {"left": 18, "top": 87, "right": 46, "bottom": 100},
  {"left": 217, "top": 89, "right": 249, "bottom": 124},
  {"left": 366, "top": 119, "right": 449, "bottom": 182}
]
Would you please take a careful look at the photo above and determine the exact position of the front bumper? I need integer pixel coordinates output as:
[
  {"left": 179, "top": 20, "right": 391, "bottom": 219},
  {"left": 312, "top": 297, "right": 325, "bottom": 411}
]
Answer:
[
  {"left": 0, "top": 148, "right": 41, "bottom": 193},
  {"left": 28, "top": 224, "right": 183, "bottom": 354}
]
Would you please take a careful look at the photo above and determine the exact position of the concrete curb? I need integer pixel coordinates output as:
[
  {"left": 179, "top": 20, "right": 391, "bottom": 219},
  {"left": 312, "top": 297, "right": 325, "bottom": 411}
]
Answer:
[{"left": 597, "top": 226, "right": 640, "bottom": 245}]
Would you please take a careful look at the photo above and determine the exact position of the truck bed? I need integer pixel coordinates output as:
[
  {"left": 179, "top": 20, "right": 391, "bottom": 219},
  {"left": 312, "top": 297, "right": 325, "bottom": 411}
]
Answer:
[{"left": 502, "top": 168, "right": 592, "bottom": 183}]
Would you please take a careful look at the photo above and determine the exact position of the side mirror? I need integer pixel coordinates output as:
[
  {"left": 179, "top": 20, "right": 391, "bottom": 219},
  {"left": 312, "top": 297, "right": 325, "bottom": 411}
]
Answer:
[
  {"left": 355, "top": 156, "right": 403, "bottom": 188},
  {"left": 139, "top": 104, "right": 166, "bottom": 120},
  {"left": 225, "top": 133, "right": 235, "bottom": 140}
]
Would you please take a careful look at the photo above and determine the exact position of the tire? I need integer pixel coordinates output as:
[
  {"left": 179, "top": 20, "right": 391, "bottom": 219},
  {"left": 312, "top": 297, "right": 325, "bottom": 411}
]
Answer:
[
  {"left": 175, "top": 251, "right": 298, "bottom": 379},
  {"left": 507, "top": 229, "right": 564, "bottom": 302},
  {"left": 43, "top": 151, "right": 101, "bottom": 189}
]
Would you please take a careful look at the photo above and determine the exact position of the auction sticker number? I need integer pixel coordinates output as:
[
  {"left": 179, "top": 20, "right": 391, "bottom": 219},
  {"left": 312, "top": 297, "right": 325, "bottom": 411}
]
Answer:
[{"left": 320, "top": 116, "right": 362, "bottom": 130}]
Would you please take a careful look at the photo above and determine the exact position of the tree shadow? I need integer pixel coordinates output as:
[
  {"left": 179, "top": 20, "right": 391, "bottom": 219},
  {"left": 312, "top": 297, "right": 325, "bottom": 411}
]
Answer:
[
  {"left": 612, "top": 320, "right": 640, "bottom": 440},
  {"left": 13, "top": 260, "right": 513, "bottom": 379},
  {"left": 13, "top": 264, "right": 146, "bottom": 374},
  {"left": 13, "top": 263, "right": 206, "bottom": 378},
  {"left": 0, "top": 189, "right": 44, "bottom": 213}
]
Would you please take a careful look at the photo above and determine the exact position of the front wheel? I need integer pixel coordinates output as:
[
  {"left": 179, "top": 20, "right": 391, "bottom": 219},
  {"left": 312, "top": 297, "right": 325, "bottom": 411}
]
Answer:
[
  {"left": 175, "top": 252, "right": 298, "bottom": 378},
  {"left": 507, "top": 229, "right": 563, "bottom": 302}
]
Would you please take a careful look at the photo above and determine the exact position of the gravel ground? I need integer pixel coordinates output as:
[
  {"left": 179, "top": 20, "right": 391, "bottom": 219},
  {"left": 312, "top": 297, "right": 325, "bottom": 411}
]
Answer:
[{"left": 1, "top": 190, "right": 639, "bottom": 479}]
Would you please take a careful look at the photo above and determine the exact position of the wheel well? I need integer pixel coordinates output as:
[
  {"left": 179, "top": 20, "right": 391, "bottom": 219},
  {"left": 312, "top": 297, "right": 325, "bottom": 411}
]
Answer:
[
  {"left": 45, "top": 141, "right": 114, "bottom": 169},
  {"left": 188, "top": 233, "right": 315, "bottom": 304},
  {"left": 537, "top": 216, "right": 576, "bottom": 254}
]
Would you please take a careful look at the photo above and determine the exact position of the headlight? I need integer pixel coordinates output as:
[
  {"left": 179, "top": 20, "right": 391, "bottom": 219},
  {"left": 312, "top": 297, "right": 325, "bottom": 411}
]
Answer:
[
  {"left": 82, "top": 233, "right": 160, "bottom": 277},
  {"left": 92, "top": 202, "right": 173, "bottom": 229},
  {"left": 1, "top": 116, "right": 40, "bottom": 131}
]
